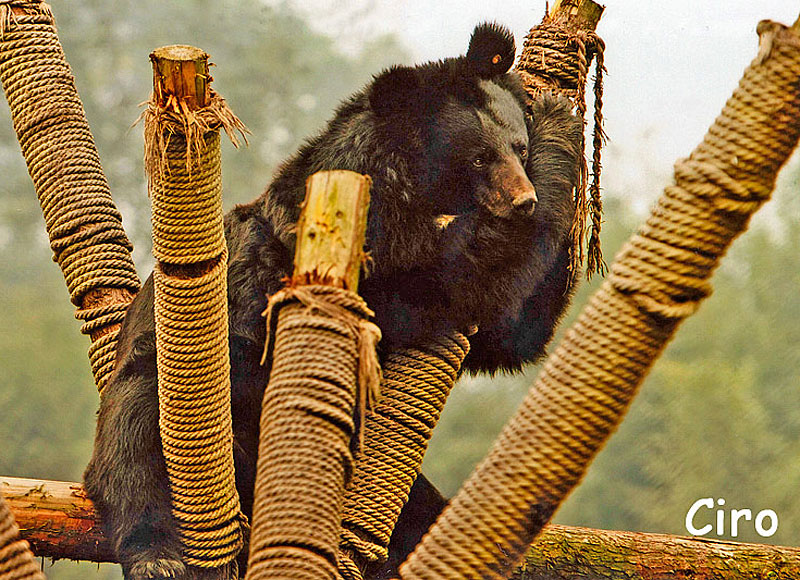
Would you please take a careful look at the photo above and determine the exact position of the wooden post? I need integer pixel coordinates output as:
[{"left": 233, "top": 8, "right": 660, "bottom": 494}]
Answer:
[
  {"left": 548, "top": 0, "right": 604, "bottom": 30},
  {"left": 293, "top": 171, "right": 372, "bottom": 291},
  {"left": 0, "top": 1, "right": 142, "bottom": 391},
  {"left": 245, "top": 170, "right": 375, "bottom": 580},
  {"left": 147, "top": 44, "right": 243, "bottom": 571}
]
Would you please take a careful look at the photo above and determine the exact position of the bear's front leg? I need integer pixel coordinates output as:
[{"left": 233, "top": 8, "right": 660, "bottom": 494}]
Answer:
[{"left": 84, "top": 353, "right": 185, "bottom": 580}]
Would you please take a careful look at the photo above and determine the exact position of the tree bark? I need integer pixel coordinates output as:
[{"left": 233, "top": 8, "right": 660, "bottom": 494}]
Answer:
[{"left": 517, "top": 524, "right": 800, "bottom": 580}]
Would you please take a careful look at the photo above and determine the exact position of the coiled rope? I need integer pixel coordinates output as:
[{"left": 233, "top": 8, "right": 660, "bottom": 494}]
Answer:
[
  {"left": 0, "top": 495, "right": 44, "bottom": 580},
  {"left": 338, "top": 333, "right": 470, "bottom": 579},
  {"left": 516, "top": 15, "right": 607, "bottom": 278},
  {"left": 399, "top": 19, "right": 800, "bottom": 580},
  {"left": 144, "top": 71, "right": 247, "bottom": 570},
  {"left": 246, "top": 286, "right": 382, "bottom": 580},
  {"left": 0, "top": 0, "right": 140, "bottom": 393}
]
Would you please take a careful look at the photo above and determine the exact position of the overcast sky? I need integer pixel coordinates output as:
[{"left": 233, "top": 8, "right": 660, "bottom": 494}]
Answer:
[{"left": 276, "top": 0, "right": 800, "bottom": 212}]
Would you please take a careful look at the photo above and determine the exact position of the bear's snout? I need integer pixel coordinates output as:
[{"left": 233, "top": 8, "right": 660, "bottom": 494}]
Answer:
[
  {"left": 499, "top": 157, "right": 537, "bottom": 217},
  {"left": 511, "top": 187, "right": 537, "bottom": 216}
]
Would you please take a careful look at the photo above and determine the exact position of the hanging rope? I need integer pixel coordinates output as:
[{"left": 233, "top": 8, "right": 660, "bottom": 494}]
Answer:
[
  {"left": 0, "top": 495, "right": 44, "bottom": 580},
  {"left": 144, "top": 65, "right": 248, "bottom": 570},
  {"left": 337, "top": 332, "right": 470, "bottom": 580},
  {"left": 399, "top": 19, "right": 800, "bottom": 580},
  {"left": 0, "top": 0, "right": 140, "bottom": 393},
  {"left": 245, "top": 286, "right": 381, "bottom": 580},
  {"left": 516, "top": 16, "right": 607, "bottom": 279}
]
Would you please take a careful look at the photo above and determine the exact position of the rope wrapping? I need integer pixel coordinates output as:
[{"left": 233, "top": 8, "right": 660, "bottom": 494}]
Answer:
[
  {"left": 145, "top": 100, "right": 245, "bottom": 570},
  {"left": 245, "top": 286, "right": 381, "bottom": 580},
  {"left": 338, "top": 332, "right": 470, "bottom": 579},
  {"left": 0, "top": 0, "right": 140, "bottom": 393},
  {"left": 0, "top": 495, "right": 44, "bottom": 580},
  {"left": 399, "top": 20, "right": 800, "bottom": 580},
  {"left": 516, "top": 18, "right": 607, "bottom": 279}
]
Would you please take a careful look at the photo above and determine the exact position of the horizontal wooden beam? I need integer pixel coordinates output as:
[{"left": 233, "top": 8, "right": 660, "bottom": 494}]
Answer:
[
  {"left": 3, "top": 476, "right": 798, "bottom": 579},
  {"left": 2, "top": 476, "right": 112, "bottom": 562},
  {"left": 518, "top": 523, "right": 800, "bottom": 579}
]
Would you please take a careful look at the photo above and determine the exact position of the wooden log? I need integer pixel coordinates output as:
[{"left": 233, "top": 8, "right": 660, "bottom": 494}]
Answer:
[
  {"left": 1, "top": 477, "right": 112, "bottom": 563},
  {"left": 293, "top": 170, "right": 373, "bottom": 291},
  {"left": 517, "top": 524, "right": 800, "bottom": 580},
  {"left": 5, "top": 476, "right": 799, "bottom": 579}
]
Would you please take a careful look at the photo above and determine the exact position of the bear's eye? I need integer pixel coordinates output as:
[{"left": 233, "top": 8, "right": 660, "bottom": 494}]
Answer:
[
  {"left": 516, "top": 145, "right": 528, "bottom": 161},
  {"left": 472, "top": 157, "right": 486, "bottom": 169}
]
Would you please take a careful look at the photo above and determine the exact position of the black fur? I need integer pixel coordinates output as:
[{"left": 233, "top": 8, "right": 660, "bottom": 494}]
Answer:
[
  {"left": 467, "top": 22, "right": 517, "bottom": 78},
  {"left": 84, "top": 22, "right": 582, "bottom": 580}
]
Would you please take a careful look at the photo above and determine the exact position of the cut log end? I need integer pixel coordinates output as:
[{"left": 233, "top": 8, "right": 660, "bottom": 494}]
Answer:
[
  {"left": 548, "top": 0, "right": 605, "bottom": 30},
  {"left": 150, "top": 45, "right": 211, "bottom": 110},
  {"left": 151, "top": 45, "right": 209, "bottom": 62}
]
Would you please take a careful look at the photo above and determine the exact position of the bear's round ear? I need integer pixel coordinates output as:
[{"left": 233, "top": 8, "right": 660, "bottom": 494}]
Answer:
[
  {"left": 467, "top": 22, "right": 516, "bottom": 78},
  {"left": 369, "top": 65, "right": 421, "bottom": 119}
]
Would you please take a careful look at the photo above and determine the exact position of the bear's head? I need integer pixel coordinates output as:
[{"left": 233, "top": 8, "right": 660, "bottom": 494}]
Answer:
[{"left": 368, "top": 22, "right": 537, "bottom": 219}]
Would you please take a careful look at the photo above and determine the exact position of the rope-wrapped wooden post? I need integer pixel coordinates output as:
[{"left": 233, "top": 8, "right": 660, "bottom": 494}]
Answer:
[
  {"left": 245, "top": 170, "right": 382, "bottom": 580},
  {"left": 0, "top": 495, "right": 45, "bottom": 580},
  {"left": 0, "top": 0, "right": 141, "bottom": 393},
  {"left": 400, "top": 16, "right": 800, "bottom": 580},
  {"left": 145, "top": 45, "right": 247, "bottom": 575}
]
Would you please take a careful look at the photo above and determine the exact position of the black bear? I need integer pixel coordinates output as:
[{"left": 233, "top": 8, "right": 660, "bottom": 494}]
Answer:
[{"left": 84, "top": 22, "right": 583, "bottom": 580}]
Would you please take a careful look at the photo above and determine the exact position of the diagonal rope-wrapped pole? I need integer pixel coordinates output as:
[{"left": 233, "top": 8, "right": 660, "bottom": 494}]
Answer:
[
  {"left": 337, "top": 334, "right": 470, "bottom": 579},
  {"left": 0, "top": 0, "right": 141, "bottom": 394},
  {"left": 399, "top": 18, "right": 800, "bottom": 580},
  {"left": 0, "top": 495, "right": 45, "bottom": 580},
  {"left": 245, "top": 171, "right": 383, "bottom": 580},
  {"left": 145, "top": 45, "right": 248, "bottom": 574}
]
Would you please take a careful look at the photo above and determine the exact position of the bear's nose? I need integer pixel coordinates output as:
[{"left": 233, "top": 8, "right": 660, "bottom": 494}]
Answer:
[{"left": 512, "top": 188, "right": 537, "bottom": 216}]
